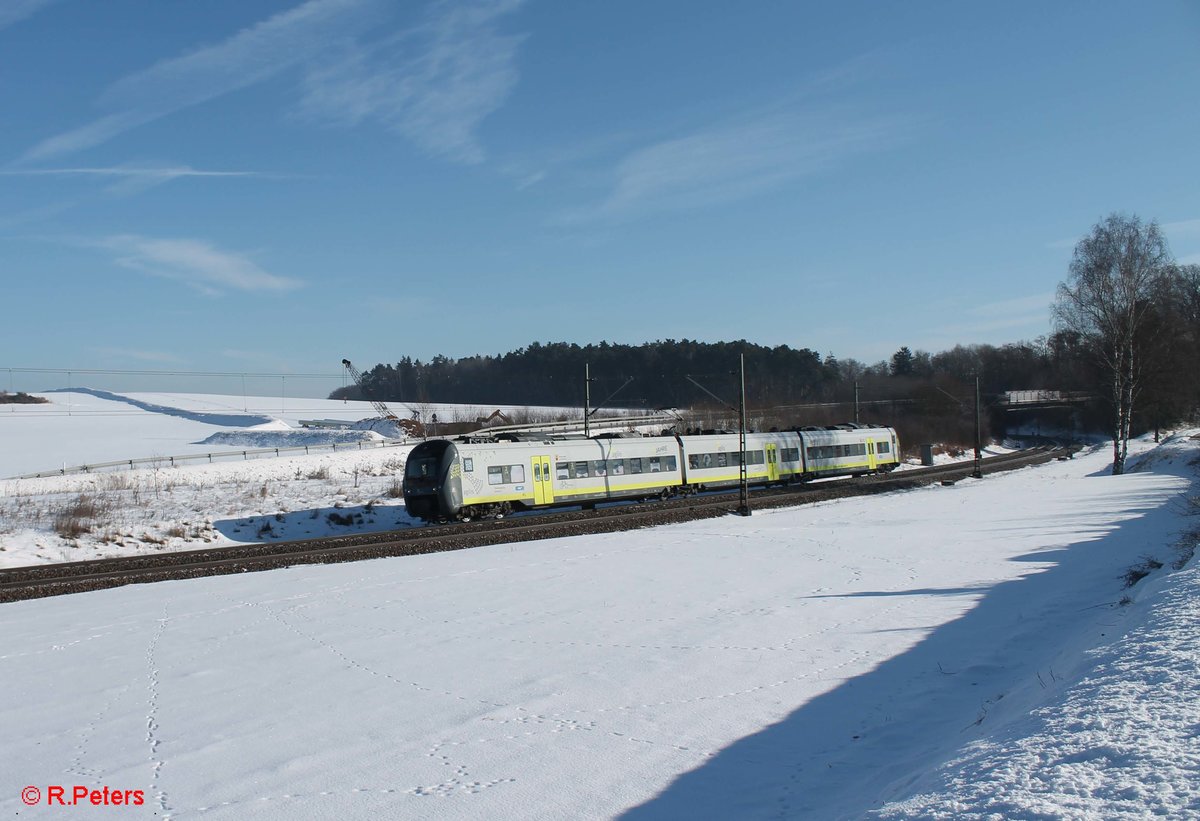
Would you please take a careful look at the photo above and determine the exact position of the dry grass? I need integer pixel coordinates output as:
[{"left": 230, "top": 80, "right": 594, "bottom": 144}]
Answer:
[
  {"left": 1122, "top": 555, "right": 1164, "bottom": 588},
  {"left": 52, "top": 493, "right": 112, "bottom": 540}
]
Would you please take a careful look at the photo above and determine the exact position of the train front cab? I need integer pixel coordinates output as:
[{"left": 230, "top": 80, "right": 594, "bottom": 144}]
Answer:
[{"left": 402, "top": 439, "right": 463, "bottom": 521}]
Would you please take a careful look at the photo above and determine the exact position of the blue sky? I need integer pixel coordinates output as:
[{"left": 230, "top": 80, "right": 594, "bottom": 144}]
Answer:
[{"left": 2, "top": 0, "right": 1198, "bottom": 395}]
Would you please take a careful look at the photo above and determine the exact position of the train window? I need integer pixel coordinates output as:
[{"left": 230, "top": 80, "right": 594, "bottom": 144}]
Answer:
[
  {"left": 749, "top": 450, "right": 764, "bottom": 465},
  {"left": 556, "top": 462, "right": 571, "bottom": 479},
  {"left": 487, "top": 464, "right": 526, "bottom": 485},
  {"left": 593, "top": 461, "right": 607, "bottom": 476},
  {"left": 650, "top": 457, "right": 662, "bottom": 472},
  {"left": 463, "top": 458, "right": 474, "bottom": 472},
  {"left": 533, "top": 463, "right": 540, "bottom": 481},
  {"left": 878, "top": 441, "right": 890, "bottom": 454},
  {"left": 611, "top": 459, "right": 625, "bottom": 475},
  {"left": 406, "top": 456, "right": 439, "bottom": 478},
  {"left": 782, "top": 448, "right": 799, "bottom": 462},
  {"left": 688, "top": 455, "right": 701, "bottom": 470},
  {"left": 574, "top": 461, "right": 589, "bottom": 478},
  {"left": 665, "top": 456, "right": 677, "bottom": 471},
  {"left": 717, "top": 452, "right": 727, "bottom": 467},
  {"left": 629, "top": 458, "right": 642, "bottom": 474}
]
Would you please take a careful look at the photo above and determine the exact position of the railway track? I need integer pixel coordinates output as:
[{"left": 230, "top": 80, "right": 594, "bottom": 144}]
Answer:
[{"left": 0, "top": 444, "right": 1073, "bottom": 603}]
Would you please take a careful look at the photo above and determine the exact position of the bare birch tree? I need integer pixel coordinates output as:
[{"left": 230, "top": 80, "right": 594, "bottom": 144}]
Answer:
[{"left": 1053, "top": 214, "right": 1172, "bottom": 474}]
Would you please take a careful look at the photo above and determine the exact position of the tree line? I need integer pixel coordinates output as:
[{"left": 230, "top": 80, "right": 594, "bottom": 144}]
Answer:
[
  {"left": 331, "top": 213, "right": 1200, "bottom": 467},
  {"left": 331, "top": 341, "right": 836, "bottom": 411}
]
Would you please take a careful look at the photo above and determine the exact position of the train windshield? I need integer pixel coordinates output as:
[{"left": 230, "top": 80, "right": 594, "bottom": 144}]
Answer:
[{"left": 405, "top": 455, "right": 441, "bottom": 479}]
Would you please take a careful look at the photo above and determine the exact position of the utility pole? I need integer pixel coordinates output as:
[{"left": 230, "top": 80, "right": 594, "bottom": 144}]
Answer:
[
  {"left": 583, "top": 364, "right": 632, "bottom": 437},
  {"left": 973, "top": 375, "right": 983, "bottom": 479},
  {"left": 931, "top": 378, "right": 985, "bottom": 478},
  {"left": 854, "top": 381, "right": 861, "bottom": 425},
  {"left": 738, "top": 353, "right": 749, "bottom": 516},
  {"left": 584, "top": 363, "right": 595, "bottom": 437},
  {"left": 685, "top": 355, "right": 751, "bottom": 517}
]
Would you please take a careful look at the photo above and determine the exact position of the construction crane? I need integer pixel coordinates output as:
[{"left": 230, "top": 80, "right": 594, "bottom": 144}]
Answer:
[
  {"left": 341, "top": 358, "right": 397, "bottom": 419},
  {"left": 341, "top": 358, "right": 425, "bottom": 437}
]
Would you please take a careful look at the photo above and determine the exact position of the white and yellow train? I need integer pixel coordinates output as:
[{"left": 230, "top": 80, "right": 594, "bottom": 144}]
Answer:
[{"left": 402, "top": 424, "right": 901, "bottom": 522}]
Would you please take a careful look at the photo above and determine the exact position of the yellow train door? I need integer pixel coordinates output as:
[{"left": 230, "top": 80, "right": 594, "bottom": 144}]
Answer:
[
  {"left": 532, "top": 455, "right": 554, "bottom": 505},
  {"left": 867, "top": 440, "right": 877, "bottom": 470},
  {"left": 765, "top": 444, "right": 779, "bottom": 481}
]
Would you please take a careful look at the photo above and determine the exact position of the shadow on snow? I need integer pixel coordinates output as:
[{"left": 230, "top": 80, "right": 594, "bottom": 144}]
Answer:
[
  {"left": 45, "top": 387, "right": 275, "bottom": 427},
  {"left": 212, "top": 503, "right": 422, "bottom": 543},
  {"left": 620, "top": 469, "right": 1192, "bottom": 820}
]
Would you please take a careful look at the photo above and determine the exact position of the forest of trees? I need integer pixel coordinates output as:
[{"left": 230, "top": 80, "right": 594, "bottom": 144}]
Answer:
[
  {"left": 332, "top": 341, "right": 833, "bottom": 411},
  {"left": 331, "top": 216, "right": 1200, "bottom": 454}
]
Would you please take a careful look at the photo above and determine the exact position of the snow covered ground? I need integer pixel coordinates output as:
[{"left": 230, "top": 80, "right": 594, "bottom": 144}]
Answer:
[
  {"left": 2, "top": 408, "right": 1197, "bottom": 818},
  {"left": 0, "top": 390, "right": 659, "bottom": 567},
  {"left": 0, "top": 390, "right": 580, "bottom": 479}
]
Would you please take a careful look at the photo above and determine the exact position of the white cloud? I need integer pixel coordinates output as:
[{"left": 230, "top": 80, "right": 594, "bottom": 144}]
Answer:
[
  {"left": 562, "top": 105, "right": 913, "bottom": 223},
  {"left": 297, "top": 0, "right": 526, "bottom": 164},
  {"left": 0, "top": 166, "right": 265, "bottom": 180},
  {"left": 0, "top": 0, "right": 60, "bottom": 30},
  {"left": 19, "top": 0, "right": 382, "bottom": 163},
  {"left": 92, "top": 347, "right": 183, "bottom": 364},
  {"left": 101, "top": 235, "right": 301, "bottom": 295},
  {"left": 0, "top": 164, "right": 278, "bottom": 196},
  {"left": 1161, "top": 217, "right": 1200, "bottom": 236},
  {"left": 18, "top": 0, "right": 525, "bottom": 167},
  {"left": 968, "top": 293, "right": 1055, "bottom": 319}
]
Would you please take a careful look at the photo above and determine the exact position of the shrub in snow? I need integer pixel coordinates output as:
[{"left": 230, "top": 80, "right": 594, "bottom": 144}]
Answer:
[{"left": 1122, "top": 555, "right": 1164, "bottom": 588}]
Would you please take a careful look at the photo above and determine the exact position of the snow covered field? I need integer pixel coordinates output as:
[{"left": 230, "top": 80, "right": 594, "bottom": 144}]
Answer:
[
  {"left": 0, "top": 389, "right": 577, "bottom": 479},
  {"left": 0, "top": 391, "right": 631, "bottom": 567},
  {"left": 2, "top": 406, "right": 1198, "bottom": 818}
]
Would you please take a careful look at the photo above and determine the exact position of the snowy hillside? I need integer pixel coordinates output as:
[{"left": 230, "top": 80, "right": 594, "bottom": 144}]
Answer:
[
  {"left": 1, "top": 418, "right": 1197, "bottom": 819},
  {"left": 0, "top": 389, "right": 581, "bottom": 478}
]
